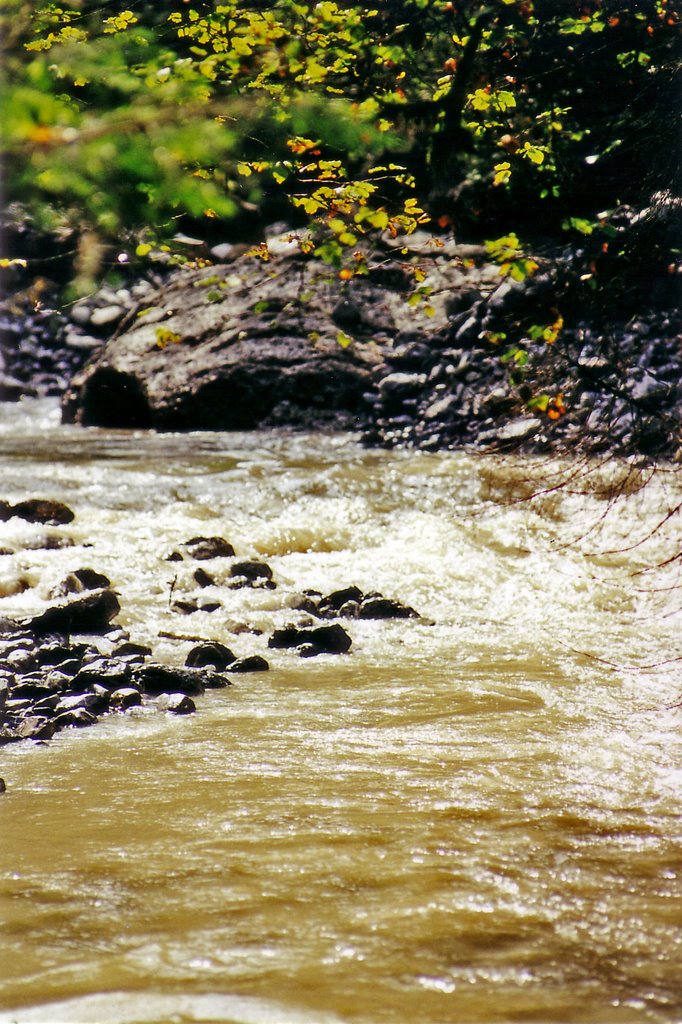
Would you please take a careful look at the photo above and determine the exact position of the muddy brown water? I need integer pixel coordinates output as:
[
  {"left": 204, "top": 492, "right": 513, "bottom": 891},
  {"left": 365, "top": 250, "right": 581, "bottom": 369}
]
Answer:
[{"left": 0, "top": 400, "right": 680, "bottom": 1024}]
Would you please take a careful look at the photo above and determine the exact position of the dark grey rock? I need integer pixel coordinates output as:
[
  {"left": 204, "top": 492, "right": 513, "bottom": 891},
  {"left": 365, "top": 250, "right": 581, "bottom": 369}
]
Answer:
[
  {"left": 27, "top": 589, "right": 120, "bottom": 635},
  {"left": 71, "top": 660, "right": 133, "bottom": 692},
  {"left": 193, "top": 567, "right": 215, "bottom": 587},
  {"left": 268, "top": 623, "right": 351, "bottom": 655},
  {"left": 49, "top": 568, "right": 111, "bottom": 598},
  {"left": 185, "top": 642, "right": 236, "bottom": 671},
  {"left": 183, "top": 536, "right": 235, "bottom": 560},
  {"left": 228, "top": 655, "right": 269, "bottom": 673},
  {"left": 133, "top": 664, "right": 206, "bottom": 696},
  {"left": 61, "top": 256, "right": 386, "bottom": 430},
  {"left": 229, "top": 560, "right": 273, "bottom": 582},
  {"left": 358, "top": 596, "right": 419, "bottom": 619},
  {"left": 110, "top": 641, "right": 152, "bottom": 660},
  {"left": 9, "top": 499, "right": 74, "bottom": 525},
  {"left": 172, "top": 598, "right": 221, "bottom": 614},
  {"left": 10, "top": 681, "right": 57, "bottom": 701}
]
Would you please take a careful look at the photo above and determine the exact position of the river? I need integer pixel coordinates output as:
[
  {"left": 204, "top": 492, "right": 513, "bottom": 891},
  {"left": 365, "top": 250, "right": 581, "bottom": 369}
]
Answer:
[{"left": 0, "top": 399, "right": 680, "bottom": 1024}]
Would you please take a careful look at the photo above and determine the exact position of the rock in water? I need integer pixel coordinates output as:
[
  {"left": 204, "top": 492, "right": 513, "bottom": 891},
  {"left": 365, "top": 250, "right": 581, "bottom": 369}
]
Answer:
[
  {"left": 27, "top": 590, "right": 120, "bottom": 635},
  {"left": 268, "top": 623, "right": 352, "bottom": 656},
  {"left": 9, "top": 499, "right": 75, "bottom": 524},
  {"left": 133, "top": 664, "right": 210, "bottom": 696},
  {"left": 185, "top": 642, "right": 236, "bottom": 670}
]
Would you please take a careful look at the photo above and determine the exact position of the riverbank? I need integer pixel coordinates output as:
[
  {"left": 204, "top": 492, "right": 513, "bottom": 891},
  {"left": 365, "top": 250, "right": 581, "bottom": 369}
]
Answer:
[{"left": 2, "top": 229, "right": 680, "bottom": 459}]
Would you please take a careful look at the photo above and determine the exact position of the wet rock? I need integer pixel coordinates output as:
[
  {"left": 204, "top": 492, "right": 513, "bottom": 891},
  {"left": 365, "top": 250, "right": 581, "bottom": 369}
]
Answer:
[
  {"left": 201, "top": 670, "right": 231, "bottom": 689},
  {"left": 183, "top": 536, "right": 236, "bottom": 560},
  {"left": 71, "top": 660, "right": 133, "bottom": 692},
  {"left": 228, "top": 655, "right": 269, "bottom": 673},
  {"left": 229, "top": 560, "right": 273, "bottom": 582},
  {"left": 49, "top": 568, "right": 111, "bottom": 598},
  {"left": 358, "top": 595, "right": 419, "bottom": 619},
  {"left": 55, "top": 692, "right": 109, "bottom": 716},
  {"left": 268, "top": 623, "right": 352, "bottom": 655},
  {"left": 0, "top": 778, "right": 5, "bottom": 793},
  {"left": 8, "top": 499, "right": 74, "bottom": 525},
  {"left": 111, "top": 641, "right": 152, "bottom": 660},
  {"left": 185, "top": 641, "right": 236, "bottom": 671},
  {"left": 229, "top": 576, "right": 276, "bottom": 591},
  {"left": 27, "top": 589, "right": 120, "bottom": 635},
  {"left": 52, "top": 707, "right": 97, "bottom": 730},
  {"left": 298, "top": 643, "right": 320, "bottom": 658},
  {"left": 0, "top": 575, "right": 30, "bottom": 598},
  {"left": 109, "top": 687, "right": 143, "bottom": 710},
  {"left": 172, "top": 598, "right": 221, "bottom": 614},
  {"left": 157, "top": 692, "right": 196, "bottom": 715},
  {"left": 193, "top": 567, "right": 215, "bottom": 588},
  {"left": 133, "top": 664, "right": 207, "bottom": 696},
  {"left": 15, "top": 716, "right": 56, "bottom": 741},
  {"left": 316, "top": 586, "right": 364, "bottom": 615}
]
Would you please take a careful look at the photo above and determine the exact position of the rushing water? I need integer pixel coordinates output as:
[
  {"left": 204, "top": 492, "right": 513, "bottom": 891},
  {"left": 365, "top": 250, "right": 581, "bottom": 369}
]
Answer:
[{"left": 0, "top": 398, "right": 681, "bottom": 1024}]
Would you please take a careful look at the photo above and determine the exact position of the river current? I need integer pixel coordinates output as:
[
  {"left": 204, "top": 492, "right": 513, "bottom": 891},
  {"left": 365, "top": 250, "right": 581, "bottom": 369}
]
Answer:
[{"left": 0, "top": 399, "right": 680, "bottom": 1024}]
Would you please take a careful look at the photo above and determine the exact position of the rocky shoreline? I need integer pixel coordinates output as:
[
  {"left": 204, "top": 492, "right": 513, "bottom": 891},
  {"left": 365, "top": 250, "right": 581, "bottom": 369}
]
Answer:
[
  {"left": 0, "top": 498, "right": 422, "bottom": 763},
  {"left": 2, "top": 228, "right": 680, "bottom": 459}
]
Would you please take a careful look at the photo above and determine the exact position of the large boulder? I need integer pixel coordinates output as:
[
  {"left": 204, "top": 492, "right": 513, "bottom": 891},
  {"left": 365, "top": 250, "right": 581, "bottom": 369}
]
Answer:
[
  {"left": 60, "top": 250, "right": 375, "bottom": 429},
  {"left": 61, "top": 237, "right": 477, "bottom": 430}
]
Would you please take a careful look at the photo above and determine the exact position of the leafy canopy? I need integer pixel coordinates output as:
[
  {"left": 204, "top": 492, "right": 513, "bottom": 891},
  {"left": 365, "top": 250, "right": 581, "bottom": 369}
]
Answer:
[{"left": 1, "top": 0, "right": 678, "bottom": 280}]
